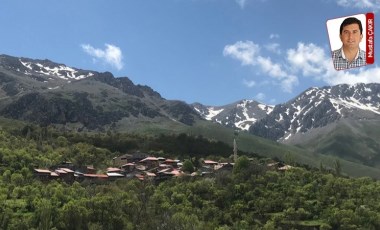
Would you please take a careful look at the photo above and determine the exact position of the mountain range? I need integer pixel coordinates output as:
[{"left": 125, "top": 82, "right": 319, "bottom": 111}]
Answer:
[
  {"left": 192, "top": 100, "right": 273, "bottom": 131},
  {"left": 0, "top": 54, "right": 200, "bottom": 130},
  {"left": 1, "top": 54, "right": 380, "bottom": 176},
  {"left": 193, "top": 83, "right": 380, "bottom": 167}
]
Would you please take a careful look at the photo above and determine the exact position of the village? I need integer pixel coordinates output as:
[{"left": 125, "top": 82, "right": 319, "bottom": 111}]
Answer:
[{"left": 33, "top": 150, "right": 293, "bottom": 183}]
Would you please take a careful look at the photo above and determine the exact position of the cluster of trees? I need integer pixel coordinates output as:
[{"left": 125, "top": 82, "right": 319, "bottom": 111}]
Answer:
[
  {"left": 13, "top": 125, "right": 249, "bottom": 165},
  {"left": 1, "top": 125, "right": 380, "bottom": 229}
]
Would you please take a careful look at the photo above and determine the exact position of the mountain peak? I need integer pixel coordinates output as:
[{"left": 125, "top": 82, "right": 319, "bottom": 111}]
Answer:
[
  {"left": 0, "top": 53, "right": 199, "bottom": 129},
  {"left": 18, "top": 57, "right": 94, "bottom": 81},
  {"left": 192, "top": 99, "right": 273, "bottom": 131},
  {"left": 250, "top": 83, "right": 380, "bottom": 142},
  {"left": 0, "top": 54, "right": 96, "bottom": 84}
]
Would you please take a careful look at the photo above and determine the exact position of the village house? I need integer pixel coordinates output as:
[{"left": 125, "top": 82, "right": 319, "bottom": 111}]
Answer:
[
  {"left": 155, "top": 168, "right": 184, "bottom": 181},
  {"left": 107, "top": 172, "right": 124, "bottom": 180},
  {"left": 54, "top": 168, "right": 75, "bottom": 183},
  {"left": 266, "top": 162, "right": 293, "bottom": 171},
  {"left": 163, "top": 159, "right": 179, "bottom": 167},
  {"left": 215, "top": 162, "right": 234, "bottom": 172},
  {"left": 56, "top": 161, "right": 75, "bottom": 170},
  {"left": 34, "top": 169, "right": 54, "bottom": 181},
  {"left": 202, "top": 160, "right": 219, "bottom": 170},
  {"left": 107, "top": 167, "right": 122, "bottom": 173},
  {"left": 267, "top": 162, "right": 284, "bottom": 170},
  {"left": 82, "top": 174, "right": 109, "bottom": 182},
  {"left": 139, "top": 157, "right": 160, "bottom": 169},
  {"left": 86, "top": 165, "right": 96, "bottom": 174},
  {"left": 34, "top": 152, "right": 245, "bottom": 183},
  {"left": 34, "top": 168, "right": 74, "bottom": 182},
  {"left": 121, "top": 163, "right": 136, "bottom": 173},
  {"left": 112, "top": 154, "right": 129, "bottom": 167},
  {"left": 278, "top": 165, "right": 293, "bottom": 171},
  {"left": 113, "top": 152, "right": 149, "bottom": 167}
]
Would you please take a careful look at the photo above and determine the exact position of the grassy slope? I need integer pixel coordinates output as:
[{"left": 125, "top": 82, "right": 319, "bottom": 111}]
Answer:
[
  {"left": 187, "top": 121, "right": 380, "bottom": 179},
  {"left": 298, "top": 119, "right": 380, "bottom": 169},
  {"left": 121, "top": 119, "right": 380, "bottom": 179},
  {"left": 2, "top": 114, "right": 380, "bottom": 179},
  {"left": 0, "top": 116, "right": 26, "bottom": 130}
]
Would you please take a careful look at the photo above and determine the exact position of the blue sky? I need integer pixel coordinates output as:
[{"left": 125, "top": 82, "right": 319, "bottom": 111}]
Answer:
[{"left": 1, "top": 0, "right": 379, "bottom": 106}]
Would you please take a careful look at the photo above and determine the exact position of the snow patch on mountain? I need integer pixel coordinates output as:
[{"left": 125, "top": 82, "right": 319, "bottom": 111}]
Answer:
[
  {"left": 250, "top": 83, "right": 380, "bottom": 142},
  {"left": 19, "top": 59, "right": 93, "bottom": 81},
  {"left": 193, "top": 100, "right": 274, "bottom": 131},
  {"left": 339, "top": 97, "right": 380, "bottom": 115},
  {"left": 205, "top": 108, "right": 224, "bottom": 120}
]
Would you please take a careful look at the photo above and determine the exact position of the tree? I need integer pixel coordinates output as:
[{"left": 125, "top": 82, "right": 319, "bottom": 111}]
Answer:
[
  {"left": 169, "top": 213, "right": 202, "bottom": 230},
  {"left": 334, "top": 159, "right": 342, "bottom": 176},
  {"left": 284, "top": 152, "right": 295, "bottom": 166},
  {"left": 182, "top": 159, "right": 195, "bottom": 173},
  {"left": 56, "top": 136, "right": 68, "bottom": 147},
  {"left": 233, "top": 156, "right": 250, "bottom": 175},
  {"left": 58, "top": 200, "right": 88, "bottom": 230},
  {"left": 2, "top": 170, "right": 11, "bottom": 184},
  {"left": 11, "top": 172, "right": 24, "bottom": 186},
  {"left": 36, "top": 199, "right": 53, "bottom": 230}
]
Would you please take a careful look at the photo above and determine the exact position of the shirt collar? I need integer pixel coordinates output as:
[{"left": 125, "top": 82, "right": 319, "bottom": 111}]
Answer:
[{"left": 340, "top": 47, "right": 364, "bottom": 60}]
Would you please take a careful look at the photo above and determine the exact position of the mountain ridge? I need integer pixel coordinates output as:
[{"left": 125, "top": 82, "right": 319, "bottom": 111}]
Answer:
[
  {"left": 249, "top": 83, "right": 380, "bottom": 142},
  {"left": 2, "top": 54, "right": 380, "bottom": 176},
  {"left": 0, "top": 54, "right": 200, "bottom": 128},
  {"left": 192, "top": 99, "right": 274, "bottom": 131},
  {"left": 3, "top": 53, "right": 380, "bottom": 139}
]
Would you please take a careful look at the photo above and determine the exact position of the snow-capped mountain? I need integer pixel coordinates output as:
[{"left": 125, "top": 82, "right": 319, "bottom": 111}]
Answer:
[
  {"left": 249, "top": 83, "right": 380, "bottom": 142},
  {"left": 0, "top": 54, "right": 95, "bottom": 82},
  {"left": 19, "top": 59, "right": 94, "bottom": 81},
  {"left": 192, "top": 100, "right": 274, "bottom": 130},
  {"left": 0, "top": 54, "right": 201, "bottom": 128}
]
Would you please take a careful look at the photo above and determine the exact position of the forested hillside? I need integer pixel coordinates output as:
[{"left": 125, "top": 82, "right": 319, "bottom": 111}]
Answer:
[{"left": 0, "top": 125, "right": 380, "bottom": 229}]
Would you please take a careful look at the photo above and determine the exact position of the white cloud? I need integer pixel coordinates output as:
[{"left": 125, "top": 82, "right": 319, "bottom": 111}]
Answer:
[
  {"left": 235, "top": 0, "right": 247, "bottom": 8},
  {"left": 255, "top": 92, "right": 266, "bottom": 100},
  {"left": 257, "top": 55, "right": 299, "bottom": 93},
  {"left": 224, "top": 40, "right": 298, "bottom": 92},
  {"left": 243, "top": 79, "right": 256, "bottom": 87},
  {"left": 269, "top": 34, "right": 280, "bottom": 39},
  {"left": 223, "top": 41, "right": 260, "bottom": 66},
  {"left": 336, "top": 0, "right": 380, "bottom": 11},
  {"left": 224, "top": 39, "right": 380, "bottom": 93},
  {"left": 286, "top": 43, "right": 380, "bottom": 87},
  {"left": 81, "top": 43, "right": 124, "bottom": 70},
  {"left": 269, "top": 98, "right": 277, "bottom": 104},
  {"left": 264, "top": 43, "right": 281, "bottom": 54},
  {"left": 287, "top": 43, "right": 326, "bottom": 76},
  {"left": 257, "top": 56, "right": 287, "bottom": 78},
  {"left": 322, "top": 62, "right": 380, "bottom": 86},
  {"left": 280, "top": 74, "right": 299, "bottom": 93}
]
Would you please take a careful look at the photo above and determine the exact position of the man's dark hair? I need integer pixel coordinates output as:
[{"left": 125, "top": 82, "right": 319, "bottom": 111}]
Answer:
[{"left": 340, "top": 17, "right": 363, "bottom": 35}]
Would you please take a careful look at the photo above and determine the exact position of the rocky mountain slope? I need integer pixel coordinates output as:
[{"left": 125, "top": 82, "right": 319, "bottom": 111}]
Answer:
[
  {"left": 192, "top": 100, "right": 273, "bottom": 131},
  {"left": 247, "top": 83, "right": 380, "bottom": 167},
  {"left": 0, "top": 54, "right": 200, "bottom": 129},
  {"left": 191, "top": 83, "right": 380, "bottom": 167},
  {"left": 249, "top": 83, "right": 380, "bottom": 141},
  {"left": 3, "top": 54, "right": 380, "bottom": 173}
]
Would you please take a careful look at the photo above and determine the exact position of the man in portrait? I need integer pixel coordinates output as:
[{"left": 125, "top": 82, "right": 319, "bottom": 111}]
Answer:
[{"left": 332, "top": 17, "right": 366, "bottom": 70}]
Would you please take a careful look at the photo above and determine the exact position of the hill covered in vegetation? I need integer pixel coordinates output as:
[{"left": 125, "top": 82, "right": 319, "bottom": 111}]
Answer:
[{"left": 0, "top": 124, "right": 380, "bottom": 229}]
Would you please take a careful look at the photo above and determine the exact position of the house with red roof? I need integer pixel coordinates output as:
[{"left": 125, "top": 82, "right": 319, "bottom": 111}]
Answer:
[
  {"left": 202, "top": 160, "right": 219, "bottom": 170},
  {"left": 34, "top": 169, "right": 53, "bottom": 181},
  {"left": 139, "top": 157, "right": 160, "bottom": 169},
  {"left": 55, "top": 168, "right": 75, "bottom": 183}
]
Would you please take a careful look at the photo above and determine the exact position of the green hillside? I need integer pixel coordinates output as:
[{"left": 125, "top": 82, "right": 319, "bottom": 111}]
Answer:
[
  {"left": 1, "top": 119, "right": 380, "bottom": 229},
  {"left": 297, "top": 119, "right": 380, "bottom": 169},
  {"left": 111, "top": 118, "right": 380, "bottom": 179}
]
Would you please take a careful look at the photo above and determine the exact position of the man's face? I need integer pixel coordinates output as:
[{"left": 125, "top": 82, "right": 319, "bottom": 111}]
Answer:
[{"left": 340, "top": 23, "right": 363, "bottom": 50}]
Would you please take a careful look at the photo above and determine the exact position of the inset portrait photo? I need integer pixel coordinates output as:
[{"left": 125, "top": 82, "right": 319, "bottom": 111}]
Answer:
[{"left": 327, "top": 13, "right": 375, "bottom": 71}]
